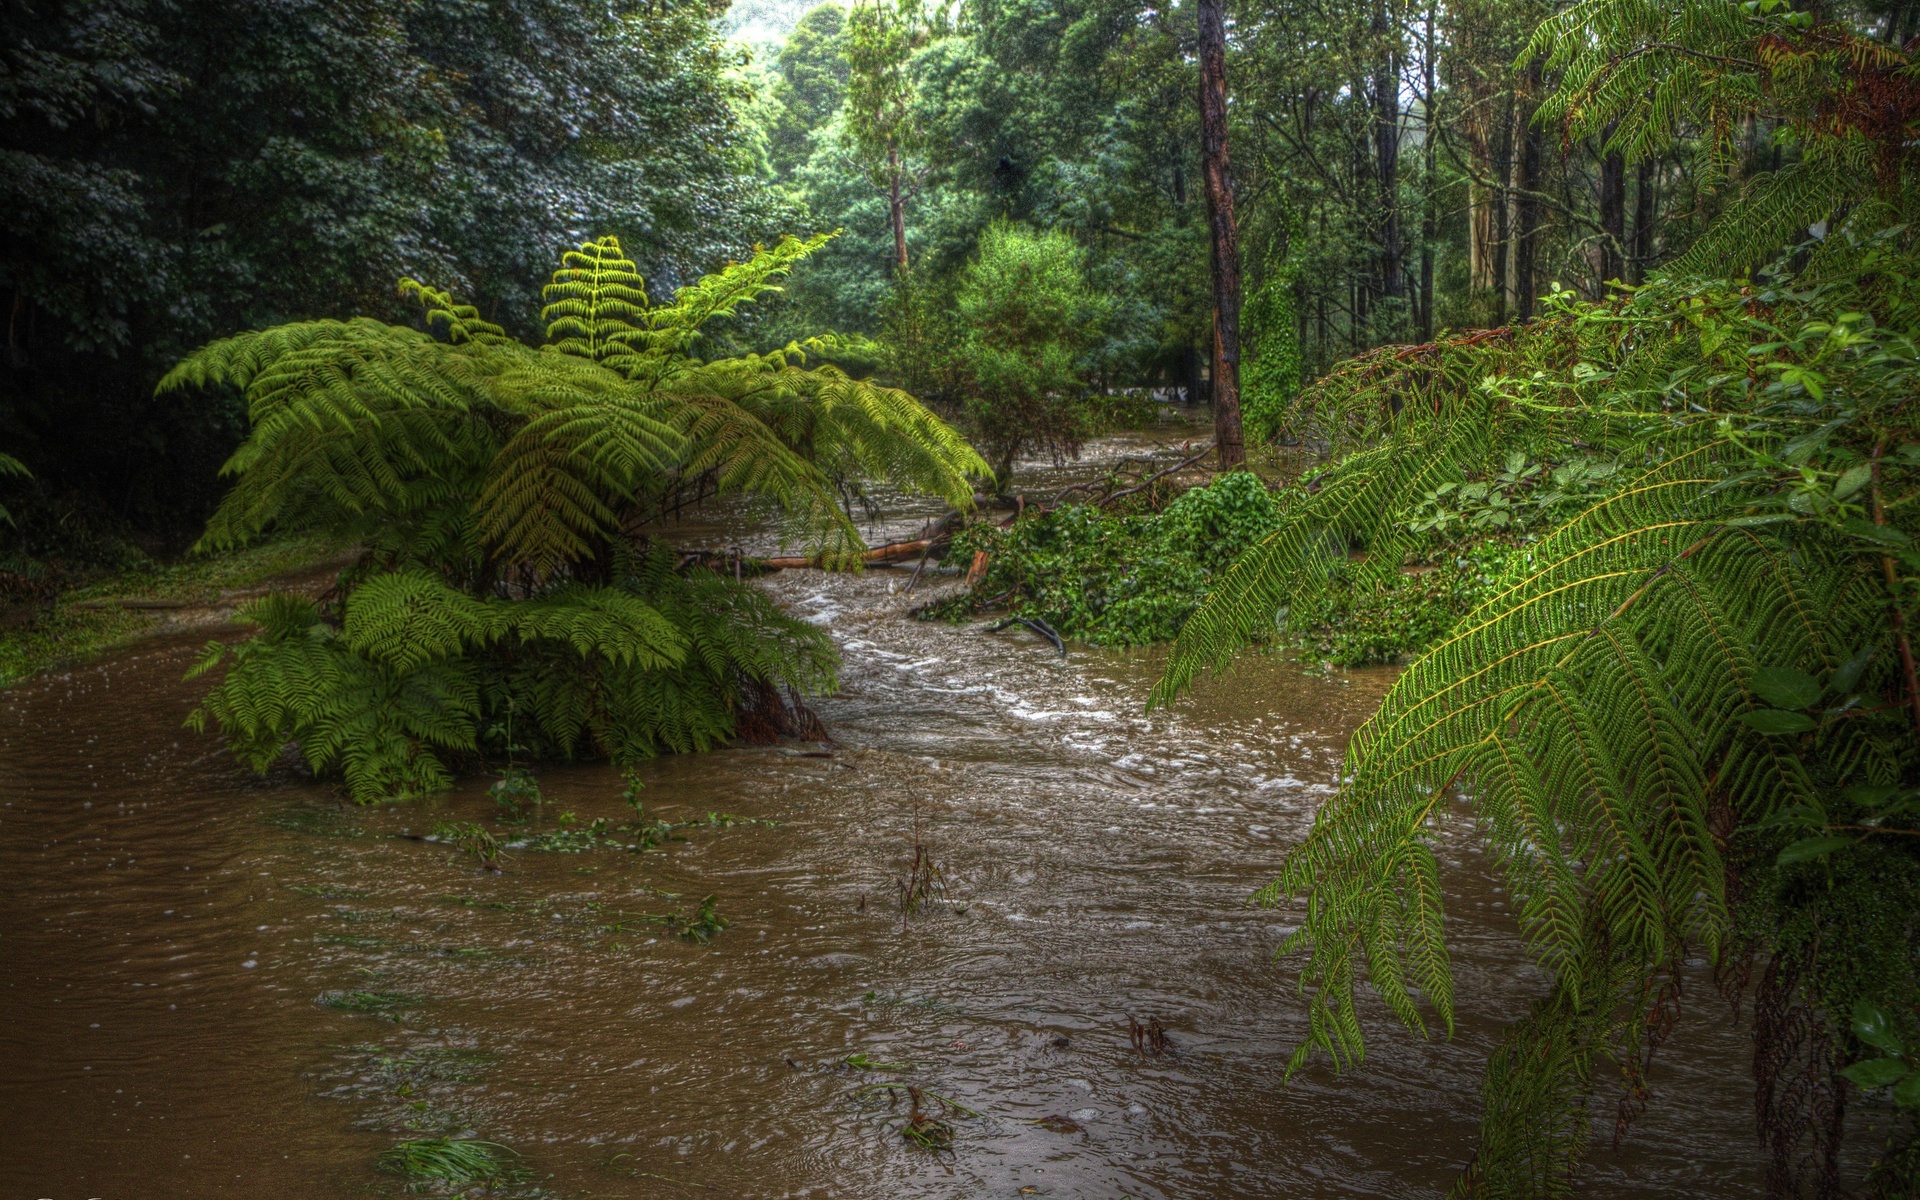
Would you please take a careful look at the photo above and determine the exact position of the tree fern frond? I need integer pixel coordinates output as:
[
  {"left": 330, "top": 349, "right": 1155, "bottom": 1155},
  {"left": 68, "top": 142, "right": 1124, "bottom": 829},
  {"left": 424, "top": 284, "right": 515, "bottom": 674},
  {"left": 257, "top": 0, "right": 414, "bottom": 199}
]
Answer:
[
  {"left": 540, "top": 237, "right": 653, "bottom": 365},
  {"left": 507, "top": 586, "right": 687, "bottom": 670},
  {"left": 630, "top": 232, "right": 834, "bottom": 370},
  {"left": 1156, "top": 246, "right": 1920, "bottom": 1191},
  {"left": 399, "top": 279, "right": 511, "bottom": 345},
  {"left": 341, "top": 569, "right": 500, "bottom": 671}
]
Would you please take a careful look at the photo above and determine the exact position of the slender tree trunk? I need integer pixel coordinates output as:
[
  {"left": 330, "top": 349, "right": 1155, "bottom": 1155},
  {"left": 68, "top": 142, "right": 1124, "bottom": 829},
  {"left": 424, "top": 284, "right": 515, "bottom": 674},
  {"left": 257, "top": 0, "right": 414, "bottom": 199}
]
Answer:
[
  {"left": 1630, "top": 156, "right": 1655, "bottom": 284},
  {"left": 1490, "top": 94, "right": 1512, "bottom": 324},
  {"left": 1598, "top": 122, "right": 1626, "bottom": 292},
  {"left": 1419, "top": 0, "right": 1437, "bottom": 339},
  {"left": 1197, "top": 0, "right": 1244, "bottom": 469},
  {"left": 888, "top": 140, "right": 908, "bottom": 269},
  {"left": 1506, "top": 62, "right": 1543, "bottom": 321},
  {"left": 1453, "top": 19, "right": 1501, "bottom": 307},
  {"left": 1373, "top": 2, "right": 1404, "bottom": 310}
]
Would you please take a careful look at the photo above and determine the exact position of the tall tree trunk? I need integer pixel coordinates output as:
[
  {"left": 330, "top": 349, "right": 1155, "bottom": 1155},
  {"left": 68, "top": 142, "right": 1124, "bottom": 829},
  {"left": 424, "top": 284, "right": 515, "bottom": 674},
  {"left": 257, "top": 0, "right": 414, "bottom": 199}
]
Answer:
[
  {"left": 1598, "top": 121, "right": 1626, "bottom": 292},
  {"left": 1451, "top": 15, "right": 1501, "bottom": 306},
  {"left": 1630, "top": 156, "right": 1655, "bottom": 284},
  {"left": 887, "top": 140, "right": 908, "bottom": 269},
  {"left": 1197, "top": 0, "right": 1244, "bottom": 469},
  {"left": 1505, "top": 63, "right": 1542, "bottom": 322},
  {"left": 1373, "top": 1, "right": 1404, "bottom": 311},
  {"left": 1489, "top": 93, "right": 1513, "bottom": 324},
  {"left": 1419, "top": 0, "right": 1438, "bottom": 339}
]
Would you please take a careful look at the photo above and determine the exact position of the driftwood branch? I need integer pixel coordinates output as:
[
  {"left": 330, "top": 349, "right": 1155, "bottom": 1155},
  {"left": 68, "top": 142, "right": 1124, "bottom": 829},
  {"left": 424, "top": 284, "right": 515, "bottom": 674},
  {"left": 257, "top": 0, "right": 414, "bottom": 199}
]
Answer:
[
  {"left": 987, "top": 615, "right": 1067, "bottom": 657},
  {"left": 1049, "top": 442, "right": 1215, "bottom": 509},
  {"left": 1103, "top": 443, "right": 1217, "bottom": 504}
]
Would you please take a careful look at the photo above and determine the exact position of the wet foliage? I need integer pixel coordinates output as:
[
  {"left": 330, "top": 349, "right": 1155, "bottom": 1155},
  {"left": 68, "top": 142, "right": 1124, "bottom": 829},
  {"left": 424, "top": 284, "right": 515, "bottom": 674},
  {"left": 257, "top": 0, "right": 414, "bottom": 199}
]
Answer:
[{"left": 928, "top": 472, "right": 1285, "bottom": 647}]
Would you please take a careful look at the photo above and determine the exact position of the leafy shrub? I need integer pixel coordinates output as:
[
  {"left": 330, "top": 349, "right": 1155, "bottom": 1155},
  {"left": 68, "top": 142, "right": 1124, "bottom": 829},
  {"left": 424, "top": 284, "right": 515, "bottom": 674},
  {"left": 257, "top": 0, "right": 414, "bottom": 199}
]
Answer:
[{"left": 931, "top": 472, "right": 1283, "bottom": 647}]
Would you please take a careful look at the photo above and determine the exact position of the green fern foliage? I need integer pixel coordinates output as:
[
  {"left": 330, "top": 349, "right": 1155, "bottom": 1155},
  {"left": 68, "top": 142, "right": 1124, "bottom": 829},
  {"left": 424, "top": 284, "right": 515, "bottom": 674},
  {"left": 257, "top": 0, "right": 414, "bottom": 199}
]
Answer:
[
  {"left": 0, "top": 452, "right": 29, "bottom": 525},
  {"left": 541, "top": 237, "right": 653, "bottom": 366},
  {"left": 1158, "top": 226, "right": 1920, "bottom": 1194},
  {"left": 1528, "top": 0, "right": 1920, "bottom": 275},
  {"left": 170, "top": 233, "right": 985, "bottom": 801}
]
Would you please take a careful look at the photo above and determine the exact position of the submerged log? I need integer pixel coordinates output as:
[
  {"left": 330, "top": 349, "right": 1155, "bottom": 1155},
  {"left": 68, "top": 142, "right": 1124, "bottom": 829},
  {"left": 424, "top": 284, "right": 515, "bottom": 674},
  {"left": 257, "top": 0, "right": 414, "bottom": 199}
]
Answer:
[
  {"left": 757, "top": 538, "right": 934, "bottom": 571},
  {"left": 681, "top": 538, "right": 936, "bottom": 574}
]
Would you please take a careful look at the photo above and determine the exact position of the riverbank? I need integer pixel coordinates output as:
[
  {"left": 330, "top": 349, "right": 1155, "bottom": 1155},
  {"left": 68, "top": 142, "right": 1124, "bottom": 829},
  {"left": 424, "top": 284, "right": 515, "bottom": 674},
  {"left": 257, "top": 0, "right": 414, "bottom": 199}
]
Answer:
[{"left": 0, "top": 533, "right": 355, "bottom": 685}]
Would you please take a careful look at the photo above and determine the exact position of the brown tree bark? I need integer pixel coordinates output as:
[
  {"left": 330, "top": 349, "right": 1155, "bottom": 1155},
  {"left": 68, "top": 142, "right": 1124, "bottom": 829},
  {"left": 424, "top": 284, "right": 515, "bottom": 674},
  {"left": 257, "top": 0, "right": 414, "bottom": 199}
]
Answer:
[
  {"left": 1504, "top": 61, "right": 1543, "bottom": 321},
  {"left": 1598, "top": 122, "right": 1626, "bottom": 291},
  {"left": 1373, "top": 2, "right": 1404, "bottom": 308},
  {"left": 1630, "top": 156, "right": 1655, "bottom": 284},
  {"left": 887, "top": 141, "right": 908, "bottom": 269},
  {"left": 1197, "top": 0, "right": 1245, "bottom": 469}
]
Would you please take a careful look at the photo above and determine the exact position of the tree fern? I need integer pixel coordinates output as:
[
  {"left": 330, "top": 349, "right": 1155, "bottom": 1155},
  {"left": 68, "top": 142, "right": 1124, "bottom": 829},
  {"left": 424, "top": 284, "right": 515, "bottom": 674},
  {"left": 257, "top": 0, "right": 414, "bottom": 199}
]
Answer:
[
  {"left": 1527, "top": 0, "right": 1920, "bottom": 275},
  {"left": 170, "top": 233, "right": 986, "bottom": 801},
  {"left": 541, "top": 237, "right": 654, "bottom": 366},
  {"left": 1157, "top": 228, "right": 1920, "bottom": 1193}
]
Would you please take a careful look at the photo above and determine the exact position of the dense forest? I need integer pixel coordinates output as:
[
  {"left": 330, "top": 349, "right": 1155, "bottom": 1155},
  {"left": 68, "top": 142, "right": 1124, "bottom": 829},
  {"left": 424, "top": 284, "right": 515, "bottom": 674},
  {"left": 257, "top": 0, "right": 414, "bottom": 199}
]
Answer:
[{"left": 3, "top": 0, "right": 1918, "bottom": 1191}]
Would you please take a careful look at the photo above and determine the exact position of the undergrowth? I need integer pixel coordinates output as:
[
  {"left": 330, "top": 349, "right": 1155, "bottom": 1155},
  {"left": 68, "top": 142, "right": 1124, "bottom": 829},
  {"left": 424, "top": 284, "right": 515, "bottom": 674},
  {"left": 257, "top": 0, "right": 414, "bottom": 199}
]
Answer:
[
  {"left": 926, "top": 458, "right": 1626, "bottom": 665},
  {"left": 0, "top": 532, "right": 348, "bottom": 685}
]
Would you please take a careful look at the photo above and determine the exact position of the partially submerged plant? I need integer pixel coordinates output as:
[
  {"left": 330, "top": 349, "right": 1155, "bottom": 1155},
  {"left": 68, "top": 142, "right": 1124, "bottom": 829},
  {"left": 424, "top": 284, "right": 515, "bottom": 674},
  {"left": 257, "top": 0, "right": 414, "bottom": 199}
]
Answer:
[
  {"left": 428, "top": 821, "right": 503, "bottom": 871},
  {"left": 897, "top": 838, "right": 949, "bottom": 919},
  {"left": 842, "top": 1052, "right": 909, "bottom": 1071},
  {"left": 855, "top": 1082, "right": 980, "bottom": 1152},
  {"left": 1127, "top": 1015, "right": 1173, "bottom": 1056},
  {"left": 318, "top": 990, "right": 419, "bottom": 1021},
  {"left": 662, "top": 894, "right": 730, "bottom": 943},
  {"left": 488, "top": 767, "right": 541, "bottom": 822},
  {"left": 378, "top": 1137, "right": 517, "bottom": 1191}
]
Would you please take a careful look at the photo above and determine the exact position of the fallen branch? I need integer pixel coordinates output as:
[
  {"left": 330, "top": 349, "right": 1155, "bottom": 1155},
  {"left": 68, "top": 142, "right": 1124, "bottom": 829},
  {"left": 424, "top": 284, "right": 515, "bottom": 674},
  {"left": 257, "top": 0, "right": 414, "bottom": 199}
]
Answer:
[
  {"left": 682, "top": 538, "right": 935, "bottom": 573},
  {"left": 987, "top": 615, "right": 1066, "bottom": 657},
  {"left": 902, "top": 532, "right": 952, "bottom": 594},
  {"left": 1102, "top": 442, "right": 1216, "bottom": 505}
]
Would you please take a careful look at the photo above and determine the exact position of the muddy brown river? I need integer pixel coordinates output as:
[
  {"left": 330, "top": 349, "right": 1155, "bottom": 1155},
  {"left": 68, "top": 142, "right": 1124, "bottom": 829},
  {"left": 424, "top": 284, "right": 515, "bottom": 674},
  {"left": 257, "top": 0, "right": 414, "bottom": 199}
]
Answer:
[{"left": 1, "top": 440, "right": 1763, "bottom": 1198}]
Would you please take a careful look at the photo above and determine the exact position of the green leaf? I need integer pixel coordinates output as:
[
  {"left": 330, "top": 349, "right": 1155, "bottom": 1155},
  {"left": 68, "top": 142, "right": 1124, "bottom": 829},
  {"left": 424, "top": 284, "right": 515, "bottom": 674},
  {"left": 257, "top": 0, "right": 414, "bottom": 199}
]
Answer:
[
  {"left": 1750, "top": 666, "right": 1822, "bottom": 710},
  {"left": 1840, "top": 1057, "right": 1911, "bottom": 1089},
  {"left": 1831, "top": 645, "right": 1876, "bottom": 694},
  {"left": 1832, "top": 463, "right": 1872, "bottom": 501},
  {"left": 1756, "top": 802, "right": 1825, "bottom": 832},
  {"left": 1895, "top": 1070, "right": 1920, "bottom": 1108},
  {"left": 1854, "top": 1001, "right": 1907, "bottom": 1055},
  {"left": 1844, "top": 785, "right": 1901, "bottom": 808},
  {"left": 1843, "top": 518, "right": 1912, "bottom": 547},
  {"left": 1776, "top": 835, "right": 1851, "bottom": 865},
  {"left": 1740, "top": 709, "right": 1817, "bottom": 735}
]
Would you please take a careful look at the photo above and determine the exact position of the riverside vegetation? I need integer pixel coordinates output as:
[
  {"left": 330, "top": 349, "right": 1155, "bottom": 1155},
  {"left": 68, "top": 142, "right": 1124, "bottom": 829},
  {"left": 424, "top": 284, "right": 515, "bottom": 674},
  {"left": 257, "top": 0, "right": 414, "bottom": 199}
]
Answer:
[
  {"left": 1, "top": 0, "right": 1917, "bottom": 1190},
  {"left": 167, "top": 234, "right": 984, "bottom": 802}
]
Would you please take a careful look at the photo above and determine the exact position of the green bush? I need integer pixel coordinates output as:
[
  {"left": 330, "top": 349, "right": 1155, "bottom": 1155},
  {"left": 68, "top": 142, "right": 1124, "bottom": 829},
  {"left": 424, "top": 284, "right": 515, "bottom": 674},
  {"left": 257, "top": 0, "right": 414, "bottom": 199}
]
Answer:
[
  {"left": 932, "top": 472, "right": 1283, "bottom": 647},
  {"left": 951, "top": 221, "right": 1110, "bottom": 486}
]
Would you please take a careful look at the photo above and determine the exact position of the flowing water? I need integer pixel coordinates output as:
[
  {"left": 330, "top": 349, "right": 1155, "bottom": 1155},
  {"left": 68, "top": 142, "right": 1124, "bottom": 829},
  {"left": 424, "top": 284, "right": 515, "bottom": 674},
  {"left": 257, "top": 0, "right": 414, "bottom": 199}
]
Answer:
[{"left": 1, "top": 434, "right": 1763, "bottom": 1198}]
